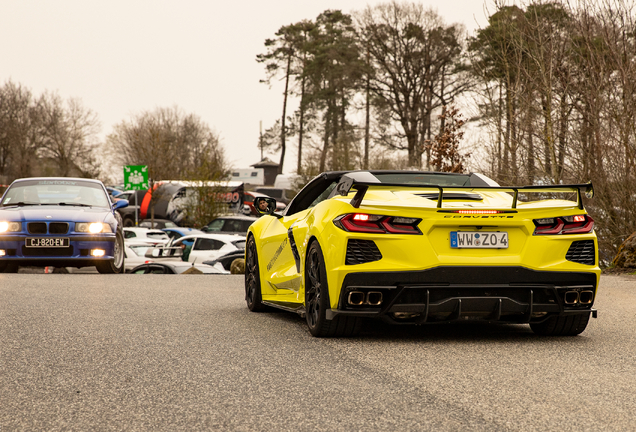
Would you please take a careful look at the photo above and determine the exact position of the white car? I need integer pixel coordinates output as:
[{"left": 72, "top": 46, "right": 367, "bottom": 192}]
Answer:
[
  {"left": 123, "top": 243, "right": 155, "bottom": 272},
  {"left": 123, "top": 227, "right": 170, "bottom": 245},
  {"left": 172, "top": 233, "right": 245, "bottom": 264}
]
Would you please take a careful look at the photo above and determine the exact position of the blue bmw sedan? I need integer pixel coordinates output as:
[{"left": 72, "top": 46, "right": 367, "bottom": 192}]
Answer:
[{"left": 0, "top": 178, "right": 128, "bottom": 273}]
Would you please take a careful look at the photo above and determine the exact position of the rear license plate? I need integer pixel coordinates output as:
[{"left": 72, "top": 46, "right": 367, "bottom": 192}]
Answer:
[
  {"left": 26, "top": 238, "right": 70, "bottom": 248},
  {"left": 450, "top": 231, "right": 508, "bottom": 249}
]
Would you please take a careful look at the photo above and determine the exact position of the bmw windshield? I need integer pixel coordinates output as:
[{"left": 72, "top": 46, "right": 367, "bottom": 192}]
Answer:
[{"left": 1, "top": 179, "right": 110, "bottom": 208}]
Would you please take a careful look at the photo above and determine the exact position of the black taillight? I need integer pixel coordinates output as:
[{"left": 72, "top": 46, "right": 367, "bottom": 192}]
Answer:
[
  {"left": 334, "top": 214, "right": 422, "bottom": 235},
  {"left": 533, "top": 215, "right": 594, "bottom": 235}
]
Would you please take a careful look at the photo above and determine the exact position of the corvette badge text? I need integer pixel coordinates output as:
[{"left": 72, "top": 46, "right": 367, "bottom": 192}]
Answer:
[{"left": 267, "top": 238, "right": 288, "bottom": 271}]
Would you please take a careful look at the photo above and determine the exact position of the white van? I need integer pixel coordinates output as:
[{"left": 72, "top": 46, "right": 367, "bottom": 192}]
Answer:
[
  {"left": 274, "top": 174, "right": 301, "bottom": 190},
  {"left": 231, "top": 169, "right": 265, "bottom": 186}
]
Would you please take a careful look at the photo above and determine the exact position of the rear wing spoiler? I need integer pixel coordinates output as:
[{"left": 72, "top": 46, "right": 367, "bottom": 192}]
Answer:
[{"left": 335, "top": 177, "right": 594, "bottom": 210}]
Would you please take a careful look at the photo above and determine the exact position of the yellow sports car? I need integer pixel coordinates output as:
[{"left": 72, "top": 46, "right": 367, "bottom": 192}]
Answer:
[{"left": 245, "top": 171, "right": 599, "bottom": 337}]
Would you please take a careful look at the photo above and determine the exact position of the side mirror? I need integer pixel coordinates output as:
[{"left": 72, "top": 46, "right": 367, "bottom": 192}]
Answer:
[
  {"left": 113, "top": 199, "right": 129, "bottom": 210},
  {"left": 254, "top": 197, "right": 281, "bottom": 217}
]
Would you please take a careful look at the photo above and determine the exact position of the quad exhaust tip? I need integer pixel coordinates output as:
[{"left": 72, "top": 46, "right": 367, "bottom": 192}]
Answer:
[
  {"left": 564, "top": 290, "right": 595, "bottom": 305},
  {"left": 564, "top": 291, "right": 579, "bottom": 305},
  {"left": 579, "top": 290, "right": 594, "bottom": 304},
  {"left": 348, "top": 290, "right": 383, "bottom": 306},
  {"left": 348, "top": 291, "right": 366, "bottom": 306}
]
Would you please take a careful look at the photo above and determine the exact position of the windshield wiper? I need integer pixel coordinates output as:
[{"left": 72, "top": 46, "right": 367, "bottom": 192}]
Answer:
[
  {"left": 56, "top": 202, "right": 93, "bottom": 207},
  {"left": 1, "top": 201, "right": 42, "bottom": 207}
]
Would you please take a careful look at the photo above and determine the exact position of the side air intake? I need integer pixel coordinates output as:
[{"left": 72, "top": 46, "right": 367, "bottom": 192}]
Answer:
[
  {"left": 346, "top": 240, "right": 382, "bottom": 265},
  {"left": 566, "top": 240, "right": 595, "bottom": 265}
]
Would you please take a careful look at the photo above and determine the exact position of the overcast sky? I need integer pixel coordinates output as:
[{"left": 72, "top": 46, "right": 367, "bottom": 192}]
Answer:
[{"left": 1, "top": 1, "right": 490, "bottom": 180}]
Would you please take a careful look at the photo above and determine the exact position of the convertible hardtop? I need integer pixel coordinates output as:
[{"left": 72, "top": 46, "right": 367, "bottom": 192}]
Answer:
[{"left": 328, "top": 171, "right": 594, "bottom": 210}]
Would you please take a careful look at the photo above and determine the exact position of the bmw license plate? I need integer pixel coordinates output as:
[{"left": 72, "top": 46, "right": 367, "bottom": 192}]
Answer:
[
  {"left": 26, "top": 238, "right": 70, "bottom": 248},
  {"left": 450, "top": 231, "right": 508, "bottom": 249}
]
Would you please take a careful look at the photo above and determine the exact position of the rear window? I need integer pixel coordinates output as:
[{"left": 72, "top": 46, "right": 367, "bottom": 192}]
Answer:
[
  {"left": 206, "top": 219, "right": 224, "bottom": 232},
  {"left": 223, "top": 219, "right": 253, "bottom": 232},
  {"left": 194, "top": 238, "right": 225, "bottom": 251}
]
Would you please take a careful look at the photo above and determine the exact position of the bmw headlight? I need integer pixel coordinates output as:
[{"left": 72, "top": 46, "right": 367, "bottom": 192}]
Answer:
[
  {"left": 0, "top": 221, "right": 21, "bottom": 233},
  {"left": 76, "top": 222, "right": 112, "bottom": 233}
]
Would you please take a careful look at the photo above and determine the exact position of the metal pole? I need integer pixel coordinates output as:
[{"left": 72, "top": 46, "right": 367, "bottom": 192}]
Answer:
[{"left": 135, "top": 190, "right": 138, "bottom": 226}]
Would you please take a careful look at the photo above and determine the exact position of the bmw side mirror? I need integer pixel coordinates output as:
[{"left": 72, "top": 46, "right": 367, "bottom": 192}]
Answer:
[
  {"left": 113, "top": 199, "right": 129, "bottom": 210},
  {"left": 254, "top": 197, "right": 281, "bottom": 218}
]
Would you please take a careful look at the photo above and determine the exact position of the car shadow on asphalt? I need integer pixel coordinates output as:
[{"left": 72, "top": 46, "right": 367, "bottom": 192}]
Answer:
[{"left": 252, "top": 310, "right": 595, "bottom": 343}]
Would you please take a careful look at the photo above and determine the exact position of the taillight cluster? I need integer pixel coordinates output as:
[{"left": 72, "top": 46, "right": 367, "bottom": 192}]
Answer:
[
  {"left": 333, "top": 214, "right": 422, "bottom": 234},
  {"left": 533, "top": 214, "right": 594, "bottom": 235}
]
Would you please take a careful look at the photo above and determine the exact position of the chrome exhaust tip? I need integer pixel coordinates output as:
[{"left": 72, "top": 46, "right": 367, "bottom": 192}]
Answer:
[
  {"left": 564, "top": 291, "right": 580, "bottom": 305},
  {"left": 348, "top": 291, "right": 365, "bottom": 306},
  {"left": 367, "top": 291, "right": 383, "bottom": 306},
  {"left": 579, "top": 290, "right": 594, "bottom": 304}
]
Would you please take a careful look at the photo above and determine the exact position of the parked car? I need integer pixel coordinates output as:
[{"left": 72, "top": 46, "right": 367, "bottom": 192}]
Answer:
[
  {"left": 124, "top": 242, "right": 155, "bottom": 272},
  {"left": 163, "top": 227, "right": 205, "bottom": 245},
  {"left": 138, "top": 219, "right": 178, "bottom": 229},
  {"left": 123, "top": 227, "right": 170, "bottom": 245},
  {"left": 172, "top": 233, "right": 245, "bottom": 263},
  {"left": 202, "top": 249, "right": 245, "bottom": 272},
  {"left": 129, "top": 262, "right": 227, "bottom": 274},
  {"left": 0, "top": 177, "right": 128, "bottom": 273},
  {"left": 114, "top": 190, "right": 145, "bottom": 227},
  {"left": 245, "top": 170, "right": 600, "bottom": 337},
  {"left": 201, "top": 215, "right": 257, "bottom": 235}
]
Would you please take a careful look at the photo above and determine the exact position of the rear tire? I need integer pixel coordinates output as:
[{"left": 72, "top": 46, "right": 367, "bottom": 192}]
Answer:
[
  {"left": 245, "top": 236, "right": 267, "bottom": 311},
  {"left": 530, "top": 313, "right": 591, "bottom": 336},
  {"left": 96, "top": 229, "right": 125, "bottom": 274},
  {"left": 305, "top": 241, "right": 361, "bottom": 337}
]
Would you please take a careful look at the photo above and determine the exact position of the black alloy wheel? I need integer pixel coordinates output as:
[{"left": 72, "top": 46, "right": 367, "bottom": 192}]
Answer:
[
  {"left": 245, "top": 235, "right": 267, "bottom": 312},
  {"left": 305, "top": 241, "right": 361, "bottom": 337}
]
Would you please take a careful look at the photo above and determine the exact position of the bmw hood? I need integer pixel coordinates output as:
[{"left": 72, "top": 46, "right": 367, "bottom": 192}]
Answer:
[{"left": 0, "top": 206, "right": 113, "bottom": 223}]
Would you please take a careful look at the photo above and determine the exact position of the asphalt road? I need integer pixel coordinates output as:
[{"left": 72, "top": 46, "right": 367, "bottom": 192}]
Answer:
[{"left": 1, "top": 273, "right": 635, "bottom": 431}]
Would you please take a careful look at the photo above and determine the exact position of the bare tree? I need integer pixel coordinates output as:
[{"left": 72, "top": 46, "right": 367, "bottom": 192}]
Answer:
[
  {"left": 107, "top": 106, "right": 228, "bottom": 182},
  {"left": 358, "top": 1, "right": 469, "bottom": 168},
  {"left": 0, "top": 81, "right": 101, "bottom": 182},
  {"left": 0, "top": 81, "right": 40, "bottom": 181},
  {"left": 468, "top": 0, "right": 636, "bottom": 262},
  {"left": 38, "top": 92, "right": 101, "bottom": 177}
]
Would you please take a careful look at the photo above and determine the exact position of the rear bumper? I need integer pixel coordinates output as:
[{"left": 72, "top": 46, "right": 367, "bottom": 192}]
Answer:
[{"left": 328, "top": 266, "right": 599, "bottom": 324}]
